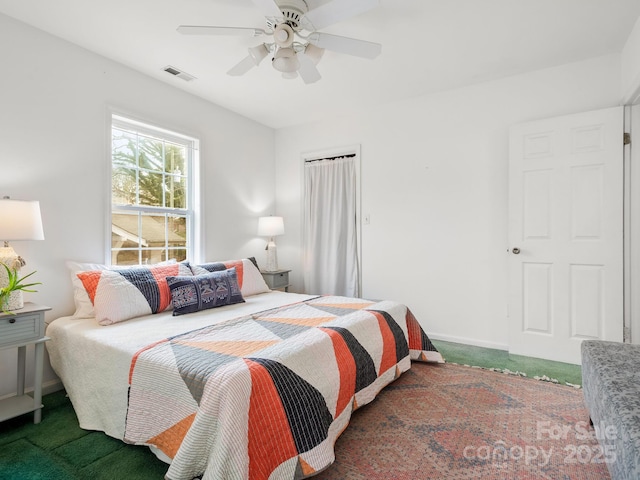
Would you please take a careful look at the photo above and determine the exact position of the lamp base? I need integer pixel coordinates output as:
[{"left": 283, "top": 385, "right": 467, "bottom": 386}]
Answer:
[
  {"left": 0, "top": 245, "right": 24, "bottom": 270},
  {"left": 264, "top": 240, "right": 279, "bottom": 272}
]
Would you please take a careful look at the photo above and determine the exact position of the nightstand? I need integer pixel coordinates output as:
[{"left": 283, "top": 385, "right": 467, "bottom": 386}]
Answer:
[
  {"left": 261, "top": 269, "right": 291, "bottom": 292},
  {"left": 0, "top": 303, "right": 51, "bottom": 424}
]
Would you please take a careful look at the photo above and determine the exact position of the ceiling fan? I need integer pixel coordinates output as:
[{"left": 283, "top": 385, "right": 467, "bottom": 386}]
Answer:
[{"left": 177, "top": 0, "right": 382, "bottom": 84}]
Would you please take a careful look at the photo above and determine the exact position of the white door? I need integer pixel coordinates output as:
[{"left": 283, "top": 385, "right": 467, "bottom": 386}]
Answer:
[{"left": 508, "top": 106, "right": 624, "bottom": 365}]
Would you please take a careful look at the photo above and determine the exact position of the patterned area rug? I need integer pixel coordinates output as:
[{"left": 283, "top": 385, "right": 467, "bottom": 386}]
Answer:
[{"left": 314, "top": 362, "right": 611, "bottom": 480}]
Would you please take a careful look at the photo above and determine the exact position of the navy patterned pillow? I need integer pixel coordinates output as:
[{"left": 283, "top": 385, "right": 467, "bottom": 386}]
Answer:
[{"left": 167, "top": 267, "right": 245, "bottom": 316}]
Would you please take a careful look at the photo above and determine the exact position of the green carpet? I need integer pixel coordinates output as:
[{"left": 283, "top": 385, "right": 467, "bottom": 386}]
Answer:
[
  {"left": 432, "top": 339, "right": 583, "bottom": 386},
  {"left": 0, "top": 340, "right": 582, "bottom": 479},
  {"left": 0, "top": 390, "right": 168, "bottom": 480}
]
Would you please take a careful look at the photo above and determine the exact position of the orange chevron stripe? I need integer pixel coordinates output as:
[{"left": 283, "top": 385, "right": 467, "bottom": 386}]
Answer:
[
  {"left": 147, "top": 413, "right": 195, "bottom": 459},
  {"left": 246, "top": 359, "right": 298, "bottom": 480},
  {"left": 298, "top": 457, "right": 316, "bottom": 475},
  {"left": 256, "top": 316, "right": 335, "bottom": 327},
  {"left": 223, "top": 260, "right": 244, "bottom": 287},
  {"left": 321, "top": 328, "right": 356, "bottom": 418},
  {"left": 370, "top": 311, "right": 397, "bottom": 375},
  {"left": 150, "top": 264, "right": 179, "bottom": 312},
  {"left": 76, "top": 270, "right": 103, "bottom": 304},
  {"left": 406, "top": 308, "right": 422, "bottom": 351}
]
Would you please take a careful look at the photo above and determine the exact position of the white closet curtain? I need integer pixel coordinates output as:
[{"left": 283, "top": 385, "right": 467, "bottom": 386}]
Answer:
[{"left": 303, "top": 155, "right": 359, "bottom": 297}]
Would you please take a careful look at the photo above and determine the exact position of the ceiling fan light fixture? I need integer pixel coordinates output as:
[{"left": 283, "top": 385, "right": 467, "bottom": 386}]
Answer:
[
  {"left": 273, "top": 23, "right": 295, "bottom": 48},
  {"left": 182, "top": 0, "right": 383, "bottom": 83},
  {"left": 248, "top": 43, "right": 270, "bottom": 65},
  {"left": 303, "top": 43, "right": 325, "bottom": 65},
  {"left": 272, "top": 47, "right": 299, "bottom": 73}
]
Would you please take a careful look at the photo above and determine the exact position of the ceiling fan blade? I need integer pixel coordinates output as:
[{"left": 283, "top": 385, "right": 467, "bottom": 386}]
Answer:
[
  {"left": 251, "top": 0, "right": 282, "bottom": 18},
  {"left": 302, "top": 0, "right": 380, "bottom": 31},
  {"left": 227, "top": 55, "right": 257, "bottom": 76},
  {"left": 308, "top": 32, "right": 381, "bottom": 59},
  {"left": 177, "top": 25, "right": 265, "bottom": 36},
  {"left": 298, "top": 54, "right": 322, "bottom": 84}
]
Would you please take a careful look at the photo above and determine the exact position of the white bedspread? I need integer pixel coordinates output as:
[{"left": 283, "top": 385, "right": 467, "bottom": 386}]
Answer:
[{"left": 46, "top": 291, "right": 315, "bottom": 441}]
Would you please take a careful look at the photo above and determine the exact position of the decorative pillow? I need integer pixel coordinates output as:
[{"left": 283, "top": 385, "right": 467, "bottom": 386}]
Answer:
[
  {"left": 167, "top": 267, "right": 245, "bottom": 316},
  {"left": 66, "top": 259, "right": 177, "bottom": 319},
  {"left": 76, "top": 262, "right": 192, "bottom": 325},
  {"left": 187, "top": 257, "right": 270, "bottom": 297}
]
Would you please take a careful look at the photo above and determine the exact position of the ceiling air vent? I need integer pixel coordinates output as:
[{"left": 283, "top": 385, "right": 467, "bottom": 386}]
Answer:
[{"left": 163, "top": 66, "right": 196, "bottom": 82}]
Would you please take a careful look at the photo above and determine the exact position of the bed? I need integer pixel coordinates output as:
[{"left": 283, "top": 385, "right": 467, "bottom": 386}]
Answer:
[{"left": 47, "top": 258, "right": 443, "bottom": 480}]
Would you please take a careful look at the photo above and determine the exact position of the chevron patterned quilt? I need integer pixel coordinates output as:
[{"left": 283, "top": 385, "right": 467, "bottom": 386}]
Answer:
[{"left": 123, "top": 295, "right": 443, "bottom": 480}]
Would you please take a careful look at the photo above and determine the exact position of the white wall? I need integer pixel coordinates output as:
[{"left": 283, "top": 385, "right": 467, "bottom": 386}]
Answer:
[
  {"left": 0, "top": 14, "right": 276, "bottom": 397},
  {"left": 275, "top": 54, "right": 622, "bottom": 350},
  {"left": 622, "top": 16, "right": 640, "bottom": 104}
]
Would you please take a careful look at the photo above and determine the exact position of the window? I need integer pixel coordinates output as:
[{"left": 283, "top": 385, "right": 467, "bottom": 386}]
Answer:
[{"left": 110, "top": 114, "right": 198, "bottom": 266}]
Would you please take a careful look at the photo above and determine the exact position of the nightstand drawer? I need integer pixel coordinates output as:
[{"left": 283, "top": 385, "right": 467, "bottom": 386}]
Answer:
[
  {"left": 0, "top": 314, "right": 43, "bottom": 347},
  {"left": 268, "top": 272, "right": 289, "bottom": 289},
  {"left": 261, "top": 269, "right": 291, "bottom": 290}
]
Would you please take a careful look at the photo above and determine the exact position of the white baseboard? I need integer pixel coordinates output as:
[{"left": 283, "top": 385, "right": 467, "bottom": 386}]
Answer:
[
  {"left": 0, "top": 379, "right": 64, "bottom": 401},
  {"left": 429, "top": 333, "right": 509, "bottom": 351},
  {"left": 43, "top": 379, "right": 65, "bottom": 396}
]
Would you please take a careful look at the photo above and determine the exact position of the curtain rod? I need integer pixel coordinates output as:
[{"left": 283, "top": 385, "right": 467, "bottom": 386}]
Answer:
[{"left": 305, "top": 153, "right": 356, "bottom": 163}]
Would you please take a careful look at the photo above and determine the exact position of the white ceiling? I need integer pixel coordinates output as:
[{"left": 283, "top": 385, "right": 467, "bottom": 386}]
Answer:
[{"left": 1, "top": 0, "right": 639, "bottom": 129}]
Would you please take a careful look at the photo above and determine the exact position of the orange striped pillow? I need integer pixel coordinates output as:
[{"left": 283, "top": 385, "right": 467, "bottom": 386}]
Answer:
[{"left": 77, "top": 262, "right": 192, "bottom": 325}]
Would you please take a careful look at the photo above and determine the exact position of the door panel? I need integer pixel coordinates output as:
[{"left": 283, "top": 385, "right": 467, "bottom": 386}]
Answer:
[
  {"left": 508, "top": 106, "right": 623, "bottom": 364},
  {"left": 570, "top": 265, "right": 603, "bottom": 338},
  {"left": 522, "top": 262, "right": 552, "bottom": 333},
  {"left": 523, "top": 170, "right": 552, "bottom": 239},
  {"left": 571, "top": 165, "right": 603, "bottom": 239}
]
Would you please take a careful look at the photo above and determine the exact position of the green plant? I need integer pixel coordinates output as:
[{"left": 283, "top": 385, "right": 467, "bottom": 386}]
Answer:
[{"left": 0, "top": 262, "right": 41, "bottom": 313}]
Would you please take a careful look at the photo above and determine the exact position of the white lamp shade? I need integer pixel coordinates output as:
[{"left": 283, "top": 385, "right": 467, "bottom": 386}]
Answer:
[
  {"left": 304, "top": 43, "right": 325, "bottom": 65},
  {"left": 272, "top": 47, "right": 300, "bottom": 73},
  {"left": 248, "top": 43, "right": 269, "bottom": 65},
  {"left": 258, "top": 216, "right": 284, "bottom": 237},
  {"left": 0, "top": 199, "right": 45, "bottom": 241}
]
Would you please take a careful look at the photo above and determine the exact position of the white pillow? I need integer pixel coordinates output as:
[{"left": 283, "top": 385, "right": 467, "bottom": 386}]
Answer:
[
  {"left": 239, "top": 258, "right": 271, "bottom": 296},
  {"left": 76, "top": 261, "right": 192, "bottom": 325},
  {"left": 188, "top": 258, "right": 270, "bottom": 297},
  {"left": 66, "top": 259, "right": 177, "bottom": 319}
]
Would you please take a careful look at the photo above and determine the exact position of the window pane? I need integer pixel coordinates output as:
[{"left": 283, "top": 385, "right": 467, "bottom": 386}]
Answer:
[
  {"left": 112, "top": 168, "right": 137, "bottom": 205},
  {"left": 140, "top": 249, "right": 167, "bottom": 265},
  {"left": 166, "top": 143, "right": 186, "bottom": 176},
  {"left": 167, "top": 216, "right": 187, "bottom": 246},
  {"left": 112, "top": 250, "right": 140, "bottom": 266},
  {"left": 168, "top": 248, "right": 187, "bottom": 262},
  {"left": 112, "top": 129, "right": 138, "bottom": 169},
  {"left": 139, "top": 136, "right": 165, "bottom": 173},
  {"left": 112, "top": 213, "right": 140, "bottom": 248},
  {"left": 165, "top": 173, "right": 186, "bottom": 209},
  {"left": 138, "top": 171, "right": 164, "bottom": 207},
  {"left": 140, "top": 214, "right": 167, "bottom": 249}
]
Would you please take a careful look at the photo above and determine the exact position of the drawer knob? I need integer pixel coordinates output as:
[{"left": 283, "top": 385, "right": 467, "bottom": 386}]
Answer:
[{"left": 9, "top": 318, "right": 16, "bottom": 324}]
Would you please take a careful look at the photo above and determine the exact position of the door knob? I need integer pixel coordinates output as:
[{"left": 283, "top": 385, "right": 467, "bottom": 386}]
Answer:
[{"left": 512, "top": 247, "right": 521, "bottom": 255}]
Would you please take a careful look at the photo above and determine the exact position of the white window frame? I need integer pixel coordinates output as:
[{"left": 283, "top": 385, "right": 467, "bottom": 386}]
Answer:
[{"left": 107, "top": 112, "right": 201, "bottom": 265}]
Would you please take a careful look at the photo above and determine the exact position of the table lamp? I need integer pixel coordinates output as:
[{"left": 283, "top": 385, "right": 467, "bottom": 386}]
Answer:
[
  {"left": 257, "top": 216, "right": 284, "bottom": 272},
  {"left": 0, "top": 197, "right": 45, "bottom": 310}
]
